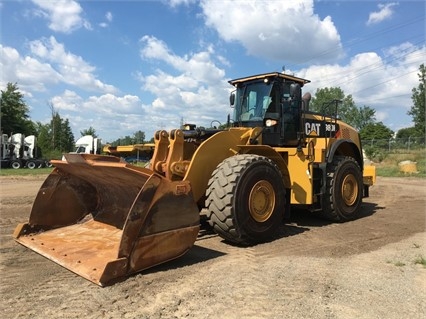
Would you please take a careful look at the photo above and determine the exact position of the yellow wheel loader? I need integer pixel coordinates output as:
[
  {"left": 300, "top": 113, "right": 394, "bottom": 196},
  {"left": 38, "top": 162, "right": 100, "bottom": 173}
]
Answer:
[{"left": 14, "top": 72, "right": 375, "bottom": 286}]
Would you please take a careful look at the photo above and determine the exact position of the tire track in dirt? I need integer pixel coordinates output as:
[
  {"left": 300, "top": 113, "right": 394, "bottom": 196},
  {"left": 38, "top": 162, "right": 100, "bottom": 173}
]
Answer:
[{"left": 192, "top": 235, "right": 312, "bottom": 317}]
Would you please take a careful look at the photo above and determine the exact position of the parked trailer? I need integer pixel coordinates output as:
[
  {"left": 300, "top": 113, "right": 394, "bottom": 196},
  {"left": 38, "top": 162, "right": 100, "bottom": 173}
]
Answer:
[{"left": 1, "top": 133, "right": 48, "bottom": 169}]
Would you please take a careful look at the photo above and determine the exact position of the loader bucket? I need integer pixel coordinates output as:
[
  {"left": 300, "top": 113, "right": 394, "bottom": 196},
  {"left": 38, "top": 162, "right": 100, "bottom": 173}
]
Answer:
[{"left": 13, "top": 153, "right": 200, "bottom": 286}]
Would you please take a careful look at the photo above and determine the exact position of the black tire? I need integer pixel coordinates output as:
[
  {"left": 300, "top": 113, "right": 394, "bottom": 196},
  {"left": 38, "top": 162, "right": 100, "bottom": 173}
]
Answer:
[
  {"left": 205, "top": 154, "right": 286, "bottom": 245},
  {"left": 320, "top": 156, "right": 363, "bottom": 222},
  {"left": 10, "top": 159, "right": 22, "bottom": 169},
  {"left": 26, "top": 160, "right": 37, "bottom": 169}
]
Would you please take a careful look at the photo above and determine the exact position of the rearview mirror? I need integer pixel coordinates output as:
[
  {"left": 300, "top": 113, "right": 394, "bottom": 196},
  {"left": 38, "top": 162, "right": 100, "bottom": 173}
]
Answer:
[{"left": 230, "top": 91, "right": 235, "bottom": 107}]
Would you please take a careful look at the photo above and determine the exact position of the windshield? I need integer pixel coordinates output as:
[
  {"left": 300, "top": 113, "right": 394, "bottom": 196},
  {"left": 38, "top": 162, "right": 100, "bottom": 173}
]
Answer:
[
  {"left": 233, "top": 81, "right": 273, "bottom": 123},
  {"left": 75, "top": 146, "right": 86, "bottom": 153}
]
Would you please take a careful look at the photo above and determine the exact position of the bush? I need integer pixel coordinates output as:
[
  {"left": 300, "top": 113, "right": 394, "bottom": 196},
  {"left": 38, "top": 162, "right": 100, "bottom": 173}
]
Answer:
[
  {"left": 43, "top": 149, "right": 64, "bottom": 160},
  {"left": 364, "top": 146, "right": 388, "bottom": 162}
]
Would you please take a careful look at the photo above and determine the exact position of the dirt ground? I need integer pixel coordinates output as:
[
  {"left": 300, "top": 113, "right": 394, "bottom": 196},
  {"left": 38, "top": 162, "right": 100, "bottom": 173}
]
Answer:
[{"left": 0, "top": 175, "right": 425, "bottom": 319}]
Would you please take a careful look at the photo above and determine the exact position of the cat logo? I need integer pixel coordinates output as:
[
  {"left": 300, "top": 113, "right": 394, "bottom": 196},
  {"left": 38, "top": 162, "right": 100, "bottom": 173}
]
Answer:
[{"left": 305, "top": 122, "right": 321, "bottom": 136}]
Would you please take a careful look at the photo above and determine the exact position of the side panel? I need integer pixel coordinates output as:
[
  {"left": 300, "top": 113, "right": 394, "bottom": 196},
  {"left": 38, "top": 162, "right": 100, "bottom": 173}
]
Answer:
[
  {"left": 287, "top": 150, "right": 313, "bottom": 205},
  {"left": 239, "top": 145, "right": 313, "bottom": 205}
]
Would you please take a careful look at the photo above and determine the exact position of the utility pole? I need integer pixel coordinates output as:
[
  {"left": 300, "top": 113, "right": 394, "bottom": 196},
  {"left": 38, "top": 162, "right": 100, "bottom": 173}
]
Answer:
[{"left": 48, "top": 101, "right": 56, "bottom": 150}]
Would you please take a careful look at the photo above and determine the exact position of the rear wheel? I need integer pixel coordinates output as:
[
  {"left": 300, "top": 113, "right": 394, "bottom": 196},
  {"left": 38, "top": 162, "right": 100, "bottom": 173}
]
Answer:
[
  {"left": 26, "top": 160, "right": 37, "bottom": 169},
  {"left": 205, "top": 154, "right": 286, "bottom": 245},
  {"left": 320, "top": 156, "right": 363, "bottom": 222},
  {"left": 10, "top": 159, "right": 22, "bottom": 169}
]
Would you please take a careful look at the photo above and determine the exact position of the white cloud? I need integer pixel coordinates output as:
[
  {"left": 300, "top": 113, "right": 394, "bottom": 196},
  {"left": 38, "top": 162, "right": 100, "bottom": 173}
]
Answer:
[
  {"left": 199, "top": 0, "right": 343, "bottom": 64},
  {"left": 29, "top": 36, "right": 117, "bottom": 93},
  {"left": 50, "top": 89, "right": 82, "bottom": 111},
  {"left": 300, "top": 43, "right": 425, "bottom": 130},
  {"left": 32, "top": 0, "right": 91, "bottom": 33},
  {"left": 49, "top": 91, "right": 147, "bottom": 142},
  {"left": 140, "top": 35, "right": 226, "bottom": 84},
  {"left": 135, "top": 30, "right": 424, "bottom": 139},
  {"left": 99, "top": 11, "right": 113, "bottom": 28},
  {"left": 6, "top": 0, "right": 422, "bottom": 142},
  {"left": 167, "top": 0, "right": 198, "bottom": 8},
  {"left": 137, "top": 36, "right": 230, "bottom": 135},
  {"left": 84, "top": 94, "right": 142, "bottom": 114},
  {"left": 51, "top": 91, "right": 143, "bottom": 114},
  {"left": 367, "top": 2, "right": 398, "bottom": 26},
  {"left": 0, "top": 44, "right": 61, "bottom": 93},
  {"left": 106, "top": 11, "right": 113, "bottom": 22}
]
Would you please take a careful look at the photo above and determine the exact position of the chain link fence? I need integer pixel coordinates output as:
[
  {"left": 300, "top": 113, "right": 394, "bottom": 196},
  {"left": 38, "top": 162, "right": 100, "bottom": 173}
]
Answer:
[{"left": 362, "top": 137, "right": 426, "bottom": 153}]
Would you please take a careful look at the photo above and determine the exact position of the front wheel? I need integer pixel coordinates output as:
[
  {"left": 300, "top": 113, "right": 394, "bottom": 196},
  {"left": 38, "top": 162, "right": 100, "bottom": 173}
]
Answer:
[
  {"left": 320, "top": 156, "right": 363, "bottom": 222},
  {"left": 205, "top": 154, "right": 286, "bottom": 245}
]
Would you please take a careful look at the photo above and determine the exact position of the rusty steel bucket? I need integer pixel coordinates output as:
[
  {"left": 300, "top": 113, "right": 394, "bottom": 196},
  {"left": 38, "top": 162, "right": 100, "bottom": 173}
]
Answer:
[{"left": 13, "top": 153, "right": 200, "bottom": 286}]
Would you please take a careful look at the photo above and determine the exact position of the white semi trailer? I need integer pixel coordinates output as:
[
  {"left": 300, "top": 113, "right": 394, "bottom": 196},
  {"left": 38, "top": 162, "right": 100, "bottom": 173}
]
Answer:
[{"left": 1, "top": 133, "right": 48, "bottom": 169}]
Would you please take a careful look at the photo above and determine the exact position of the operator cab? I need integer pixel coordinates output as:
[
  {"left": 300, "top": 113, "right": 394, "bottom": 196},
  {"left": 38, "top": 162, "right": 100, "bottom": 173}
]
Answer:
[{"left": 229, "top": 72, "right": 310, "bottom": 147}]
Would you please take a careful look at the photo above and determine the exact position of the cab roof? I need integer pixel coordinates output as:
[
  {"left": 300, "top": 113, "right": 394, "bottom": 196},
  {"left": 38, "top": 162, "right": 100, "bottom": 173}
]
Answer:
[{"left": 229, "top": 72, "right": 310, "bottom": 87}]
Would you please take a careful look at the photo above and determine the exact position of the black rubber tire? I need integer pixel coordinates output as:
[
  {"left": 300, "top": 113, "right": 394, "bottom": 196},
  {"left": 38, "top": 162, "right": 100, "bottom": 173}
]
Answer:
[
  {"left": 320, "top": 156, "right": 363, "bottom": 222},
  {"left": 26, "top": 160, "right": 37, "bottom": 169},
  {"left": 205, "top": 154, "right": 286, "bottom": 245},
  {"left": 10, "top": 160, "right": 22, "bottom": 169}
]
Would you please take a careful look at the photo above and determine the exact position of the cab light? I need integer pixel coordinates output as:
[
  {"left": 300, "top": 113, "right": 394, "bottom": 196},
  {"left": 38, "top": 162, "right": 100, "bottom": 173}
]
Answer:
[{"left": 265, "top": 119, "right": 278, "bottom": 127}]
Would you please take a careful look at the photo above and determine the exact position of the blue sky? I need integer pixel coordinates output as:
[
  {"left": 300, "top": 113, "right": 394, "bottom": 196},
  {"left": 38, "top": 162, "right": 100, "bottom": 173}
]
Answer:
[{"left": 1, "top": 0, "right": 425, "bottom": 143}]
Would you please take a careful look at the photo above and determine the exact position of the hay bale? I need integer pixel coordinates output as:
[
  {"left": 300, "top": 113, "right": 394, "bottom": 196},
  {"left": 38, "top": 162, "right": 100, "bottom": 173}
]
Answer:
[{"left": 398, "top": 160, "right": 418, "bottom": 174}]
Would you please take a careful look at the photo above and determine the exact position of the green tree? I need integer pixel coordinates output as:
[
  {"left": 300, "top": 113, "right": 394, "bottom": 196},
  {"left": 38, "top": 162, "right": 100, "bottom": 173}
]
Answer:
[
  {"left": 396, "top": 127, "right": 418, "bottom": 139},
  {"left": 310, "top": 87, "right": 378, "bottom": 131},
  {"left": 361, "top": 122, "right": 394, "bottom": 162},
  {"left": 310, "top": 87, "right": 357, "bottom": 124},
  {"left": 111, "top": 135, "right": 130, "bottom": 146},
  {"left": 133, "top": 130, "right": 145, "bottom": 144},
  {"left": 35, "top": 122, "right": 51, "bottom": 156},
  {"left": 48, "top": 103, "right": 74, "bottom": 152},
  {"left": 110, "top": 131, "right": 146, "bottom": 146},
  {"left": 0, "top": 82, "right": 35, "bottom": 135},
  {"left": 35, "top": 107, "right": 75, "bottom": 159},
  {"left": 346, "top": 105, "right": 376, "bottom": 131},
  {"left": 80, "top": 126, "right": 97, "bottom": 137},
  {"left": 61, "top": 118, "right": 75, "bottom": 151},
  {"left": 359, "top": 122, "right": 394, "bottom": 140},
  {"left": 408, "top": 64, "right": 425, "bottom": 137}
]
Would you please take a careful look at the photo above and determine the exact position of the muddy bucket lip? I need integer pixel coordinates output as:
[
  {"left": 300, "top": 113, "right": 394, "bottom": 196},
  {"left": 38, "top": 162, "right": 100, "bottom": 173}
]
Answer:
[
  {"left": 14, "top": 221, "right": 200, "bottom": 286},
  {"left": 14, "top": 220, "right": 126, "bottom": 286}
]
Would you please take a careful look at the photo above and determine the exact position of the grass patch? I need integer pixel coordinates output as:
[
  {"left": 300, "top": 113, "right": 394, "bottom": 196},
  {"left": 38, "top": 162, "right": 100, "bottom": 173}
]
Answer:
[
  {"left": 1, "top": 149, "right": 424, "bottom": 178},
  {"left": 386, "top": 260, "right": 405, "bottom": 267},
  {"left": 393, "top": 261, "right": 406, "bottom": 267},
  {"left": 414, "top": 255, "right": 426, "bottom": 268},
  {"left": 373, "top": 149, "right": 426, "bottom": 177},
  {"left": 0, "top": 167, "right": 53, "bottom": 176}
]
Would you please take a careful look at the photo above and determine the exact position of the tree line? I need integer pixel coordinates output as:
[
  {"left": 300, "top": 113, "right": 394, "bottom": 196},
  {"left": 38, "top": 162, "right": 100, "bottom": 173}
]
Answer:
[{"left": 1, "top": 64, "right": 424, "bottom": 160}]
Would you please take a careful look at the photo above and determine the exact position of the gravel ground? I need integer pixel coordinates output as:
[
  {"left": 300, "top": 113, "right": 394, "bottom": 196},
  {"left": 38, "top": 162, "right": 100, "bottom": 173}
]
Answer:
[{"left": 0, "top": 175, "right": 425, "bottom": 319}]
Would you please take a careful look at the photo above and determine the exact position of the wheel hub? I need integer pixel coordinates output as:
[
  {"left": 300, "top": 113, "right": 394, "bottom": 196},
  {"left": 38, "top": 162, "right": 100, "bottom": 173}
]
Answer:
[
  {"left": 248, "top": 180, "right": 275, "bottom": 222},
  {"left": 341, "top": 174, "right": 358, "bottom": 206}
]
